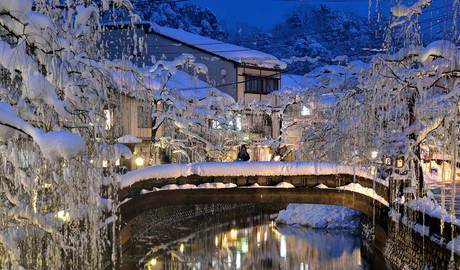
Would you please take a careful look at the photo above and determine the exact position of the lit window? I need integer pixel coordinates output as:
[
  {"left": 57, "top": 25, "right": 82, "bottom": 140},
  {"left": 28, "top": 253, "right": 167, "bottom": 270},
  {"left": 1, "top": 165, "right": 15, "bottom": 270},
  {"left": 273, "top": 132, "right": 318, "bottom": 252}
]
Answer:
[
  {"left": 371, "top": 151, "right": 378, "bottom": 159},
  {"left": 301, "top": 106, "right": 311, "bottom": 116},
  {"left": 104, "top": 109, "right": 112, "bottom": 130},
  {"left": 396, "top": 158, "right": 404, "bottom": 168},
  {"left": 210, "top": 119, "right": 222, "bottom": 129},
  {"left": 236, "top": 116, "right": 242, "bottom": 131},
  {"left": 384, "top": 157, "right": 392, "bottom": 166}
]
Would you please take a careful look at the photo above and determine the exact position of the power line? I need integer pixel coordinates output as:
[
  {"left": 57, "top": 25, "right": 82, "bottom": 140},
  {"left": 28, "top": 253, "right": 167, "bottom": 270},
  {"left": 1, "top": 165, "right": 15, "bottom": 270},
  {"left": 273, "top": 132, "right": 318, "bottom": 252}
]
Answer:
[{"left": 173, "top": 71, "right": 285, "bottom": 91}]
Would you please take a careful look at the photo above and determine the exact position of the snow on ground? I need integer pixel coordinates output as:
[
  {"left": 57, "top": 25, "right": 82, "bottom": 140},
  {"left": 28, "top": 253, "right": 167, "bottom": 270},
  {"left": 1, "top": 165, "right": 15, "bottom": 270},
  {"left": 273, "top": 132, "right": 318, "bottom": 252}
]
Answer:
[
  {"left": 337, "top": 183, "right": 389, "bottom": 206},
  {"left": 276, "top": 204, "right": 362, "bottom": 231},
  {"left": 120, "top": 161, "right": 379, "bottom": 189}
]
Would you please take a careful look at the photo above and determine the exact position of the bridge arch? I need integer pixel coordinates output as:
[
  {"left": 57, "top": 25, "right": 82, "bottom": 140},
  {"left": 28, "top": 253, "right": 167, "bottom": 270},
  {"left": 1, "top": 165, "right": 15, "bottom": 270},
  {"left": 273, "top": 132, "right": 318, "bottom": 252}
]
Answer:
[
  {"left": 118, "top": 162, "right": 390, "bottom": 227},
  {"left": 120, "top": 188, "right": 389, "bottom": 226}
]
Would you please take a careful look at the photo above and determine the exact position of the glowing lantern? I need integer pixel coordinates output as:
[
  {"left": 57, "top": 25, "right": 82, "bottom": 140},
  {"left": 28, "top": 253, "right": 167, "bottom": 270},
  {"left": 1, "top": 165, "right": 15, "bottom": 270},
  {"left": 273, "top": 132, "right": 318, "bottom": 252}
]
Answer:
[{"left": 135, "top": 157, "right": 145, "bottom": 167}]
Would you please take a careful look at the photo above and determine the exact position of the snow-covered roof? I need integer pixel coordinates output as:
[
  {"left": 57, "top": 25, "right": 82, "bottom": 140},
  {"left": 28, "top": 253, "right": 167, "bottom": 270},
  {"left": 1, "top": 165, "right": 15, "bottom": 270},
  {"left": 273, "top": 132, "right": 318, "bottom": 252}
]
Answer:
[
  {"left": 281, "top": 74, "right": 317, "bottom": 90},
  {"left": 150, "top": 24, "right": 287, "bottom": 70}
]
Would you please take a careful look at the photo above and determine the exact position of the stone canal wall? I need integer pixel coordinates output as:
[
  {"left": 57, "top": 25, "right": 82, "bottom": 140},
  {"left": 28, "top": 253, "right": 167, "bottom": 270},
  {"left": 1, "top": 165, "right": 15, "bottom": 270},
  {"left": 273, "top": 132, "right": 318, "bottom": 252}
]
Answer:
[{"left": 384, "top": 220, "right": 460, "bottom": 270}]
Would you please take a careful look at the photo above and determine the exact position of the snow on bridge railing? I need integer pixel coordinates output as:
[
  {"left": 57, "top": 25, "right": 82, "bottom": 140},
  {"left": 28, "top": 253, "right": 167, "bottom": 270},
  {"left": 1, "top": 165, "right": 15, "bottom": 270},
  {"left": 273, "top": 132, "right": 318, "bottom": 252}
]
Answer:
[{"left": 119, "top": 161, "right": 386, "bottom": 190}]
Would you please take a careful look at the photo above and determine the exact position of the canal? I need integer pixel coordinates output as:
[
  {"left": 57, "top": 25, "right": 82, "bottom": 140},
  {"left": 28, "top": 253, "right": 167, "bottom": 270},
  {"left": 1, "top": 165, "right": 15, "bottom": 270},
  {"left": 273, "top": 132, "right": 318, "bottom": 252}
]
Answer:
[{"left": 122, "top": 204, "right": 390, "bottom": 270}]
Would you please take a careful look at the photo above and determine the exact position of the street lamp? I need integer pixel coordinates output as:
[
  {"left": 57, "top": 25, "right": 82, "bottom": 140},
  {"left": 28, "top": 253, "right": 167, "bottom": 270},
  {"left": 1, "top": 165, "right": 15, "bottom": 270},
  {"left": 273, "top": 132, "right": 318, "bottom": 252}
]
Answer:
[{"left": 135, "top": 156, "right": 145, "bottom": 168}]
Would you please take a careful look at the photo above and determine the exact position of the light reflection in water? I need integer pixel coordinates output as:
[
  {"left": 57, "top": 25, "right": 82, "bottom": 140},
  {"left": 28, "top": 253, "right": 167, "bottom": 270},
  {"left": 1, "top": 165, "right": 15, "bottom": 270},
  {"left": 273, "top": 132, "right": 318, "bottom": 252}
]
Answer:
[{"left": 145, "top": 220, "right": 368, "bottom": 270}]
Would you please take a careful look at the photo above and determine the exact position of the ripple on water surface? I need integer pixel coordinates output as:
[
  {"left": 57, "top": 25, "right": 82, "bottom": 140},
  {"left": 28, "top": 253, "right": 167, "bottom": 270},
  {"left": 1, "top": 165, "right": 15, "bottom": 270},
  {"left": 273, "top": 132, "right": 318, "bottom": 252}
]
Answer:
[{"left": 142, "top": 220, "right": 381, "bottom": 270}]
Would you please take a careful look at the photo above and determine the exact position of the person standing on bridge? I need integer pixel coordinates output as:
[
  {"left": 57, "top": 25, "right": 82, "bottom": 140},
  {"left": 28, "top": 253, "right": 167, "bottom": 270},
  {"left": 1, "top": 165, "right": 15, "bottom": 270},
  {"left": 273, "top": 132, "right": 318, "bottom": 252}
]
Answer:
[{"left": 237, "top": 145, "right": 250, "bottom": 161}]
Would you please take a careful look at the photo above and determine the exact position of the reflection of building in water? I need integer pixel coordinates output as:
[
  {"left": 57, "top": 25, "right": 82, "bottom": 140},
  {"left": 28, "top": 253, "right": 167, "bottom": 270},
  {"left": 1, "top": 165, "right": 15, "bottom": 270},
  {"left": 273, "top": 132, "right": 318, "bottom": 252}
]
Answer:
[{"left": 146, "top": 223, "right": 364, "bottom": 270}]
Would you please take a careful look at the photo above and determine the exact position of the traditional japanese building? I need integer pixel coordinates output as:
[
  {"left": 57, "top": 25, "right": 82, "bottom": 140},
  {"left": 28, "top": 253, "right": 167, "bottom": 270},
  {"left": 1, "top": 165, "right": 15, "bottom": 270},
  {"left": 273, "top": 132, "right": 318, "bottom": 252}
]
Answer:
[{"left": 102, "top": 21, "right": 288, "bottom": 163}]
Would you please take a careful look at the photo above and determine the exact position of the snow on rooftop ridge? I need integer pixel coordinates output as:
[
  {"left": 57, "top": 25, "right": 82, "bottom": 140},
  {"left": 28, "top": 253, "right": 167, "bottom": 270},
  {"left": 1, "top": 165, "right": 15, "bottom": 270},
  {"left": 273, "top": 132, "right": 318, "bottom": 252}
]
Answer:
[
  {"left": 119, "top": 161, "right": 381, "bottom": 189},
  {"left": 150, "top": 24, "right": 287, "bottom": 70}
]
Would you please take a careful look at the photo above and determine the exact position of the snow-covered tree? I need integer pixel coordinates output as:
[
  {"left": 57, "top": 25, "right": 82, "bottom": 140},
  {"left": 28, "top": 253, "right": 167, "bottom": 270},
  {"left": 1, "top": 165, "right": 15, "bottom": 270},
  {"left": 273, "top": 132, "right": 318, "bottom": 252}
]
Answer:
[
  {"left": 149, "top": 61, "right": 243, "bottom": 163},
  {"left": 0, "top": 1, "right": 139, "bottom": 269}
]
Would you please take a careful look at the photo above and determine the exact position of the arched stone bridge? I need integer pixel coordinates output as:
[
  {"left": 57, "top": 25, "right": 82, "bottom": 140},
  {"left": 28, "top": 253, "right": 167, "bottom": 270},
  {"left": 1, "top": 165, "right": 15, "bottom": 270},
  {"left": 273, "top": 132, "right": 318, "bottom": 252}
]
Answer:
[
  {"left": 118, "top": 162, "right": 390, "bottom": 226},
  {"left": 117, "top": 162, "right": 460, "bottom": 269}
]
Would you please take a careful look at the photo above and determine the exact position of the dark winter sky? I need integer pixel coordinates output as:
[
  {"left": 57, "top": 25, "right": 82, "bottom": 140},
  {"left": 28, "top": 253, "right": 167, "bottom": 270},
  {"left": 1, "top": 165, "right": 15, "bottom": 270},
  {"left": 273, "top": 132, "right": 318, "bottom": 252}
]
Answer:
[{"left": 189, "top": 0, "right": 391, "bottom": 30}]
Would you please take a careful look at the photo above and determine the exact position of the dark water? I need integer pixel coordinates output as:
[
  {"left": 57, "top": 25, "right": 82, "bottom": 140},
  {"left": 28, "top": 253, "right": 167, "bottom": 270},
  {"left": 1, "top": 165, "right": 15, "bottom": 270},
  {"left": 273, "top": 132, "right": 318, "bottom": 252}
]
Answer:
[{"left": 143, "top": 220, "right": 383, "bottom": 270}]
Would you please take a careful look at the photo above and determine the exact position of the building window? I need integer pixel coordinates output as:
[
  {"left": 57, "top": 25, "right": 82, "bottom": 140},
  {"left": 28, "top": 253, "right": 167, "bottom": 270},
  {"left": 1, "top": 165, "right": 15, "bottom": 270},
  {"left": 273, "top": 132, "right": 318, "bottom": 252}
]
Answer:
[
  {"left": 245, "top": 75, "right": 263, "bottom": 93},
  {"left": 137, "top": 106, "right": 152, "bottom": 128},
  {"left": 104, "top": 109, "right": 113, "bottom": 130},
  {"left": 245, "top": 75, "right": 279, "bottom": 94},
  {"left": 301, "top": 105, "right": 311, "bottom": 116},
  {"left": 265, "top": 78, "right": 278, "bottom": 92},
  {"left": 209, "top": 119, "right": 222, "bottom": 129}
]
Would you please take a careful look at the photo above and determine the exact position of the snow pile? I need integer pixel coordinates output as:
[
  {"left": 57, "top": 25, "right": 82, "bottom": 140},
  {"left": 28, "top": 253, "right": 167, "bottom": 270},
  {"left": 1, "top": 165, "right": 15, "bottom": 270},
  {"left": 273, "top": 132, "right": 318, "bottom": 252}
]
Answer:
[
  {"left": 117, "top": 134, "right": 142, "bottom": 144},
  {"left": 391, "top": 0, "right": 431, "bottom": 17},
  {"left": 120, "top": 161, "right": 378, "bottom": 189},
  {"left": 197, "top": 183, "right": 236, "bottom": 189},
  {"left": 32, "top": 130, "right": 86, "bottom": 161},
  {"left": 0, "top": 102, "right": 85, "bottom": 161},
  {"left": 337, "top": 183, "right": 388, "bottom": 206},
  {"left": 406, "top": 196, "right": 459, "bottom": 224},
  {"left": 276, "top": 182, "right": 295, "bottom": 188},
  {"left": 419, "top": 40, "right": 457, "bottom": 63},
  {"left": 276, "top": 204, "right": 362, "bottom": 230},
  {"left": 140, "top": 188, "right": 159, "bottom": 194},
  {"left": 241, "top": 182, "right": 294, "bottom": 188},
  {"left": 316, "top": 184, "right": 329, "bottom": 189}
]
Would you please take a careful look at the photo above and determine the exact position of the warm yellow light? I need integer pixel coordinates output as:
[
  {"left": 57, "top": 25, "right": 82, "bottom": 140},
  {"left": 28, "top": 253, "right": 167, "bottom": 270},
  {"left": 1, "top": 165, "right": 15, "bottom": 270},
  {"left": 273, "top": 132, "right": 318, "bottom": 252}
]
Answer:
[
  {"left": 179, "top": 243, "right": 185, "bottom": 253},
  {"left": 215, "top": 236, "right": 219, "bottom": 247},
  {"left": 102, "top": 160, "right": 108, "bottom": 168},
  {"left": 56, "top": 210, "right": 70, "bottom": 222},
  {"left": 396, "top": 158, "right": 404, "bottom": 168},
  {"left": 230, "top": 228, "right": 238, "bottom": 240},
  {"left": 256, "top": 231, "right": 261, "bottom": 244},
  {"left": 135, "top": 157, "right": 145, "bottom": 167},
  {"left": 148, "top": 258, "right": 157, "bottom": 266},
  {"left": 371, "top": 151, "right": 378, "bottom": 159},
  {"left": 115, "top": 159, "right": 120, "bottom": 166},
  {"left": 384, "top": 157, "right": 392, "bottom": 166},
  {"left": 222, "top": 235, "right": 228, "bottom": 247}
]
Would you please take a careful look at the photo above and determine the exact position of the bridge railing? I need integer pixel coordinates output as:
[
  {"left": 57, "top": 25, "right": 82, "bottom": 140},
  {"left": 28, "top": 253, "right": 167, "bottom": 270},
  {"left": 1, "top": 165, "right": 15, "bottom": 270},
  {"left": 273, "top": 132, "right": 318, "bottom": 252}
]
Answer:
[{"left": 118, "top": 161, "right": 389, "bottom": 201}]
